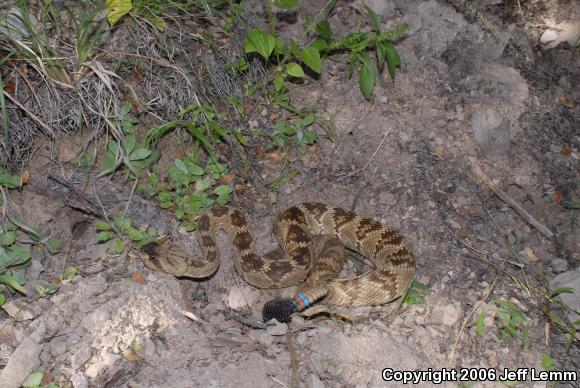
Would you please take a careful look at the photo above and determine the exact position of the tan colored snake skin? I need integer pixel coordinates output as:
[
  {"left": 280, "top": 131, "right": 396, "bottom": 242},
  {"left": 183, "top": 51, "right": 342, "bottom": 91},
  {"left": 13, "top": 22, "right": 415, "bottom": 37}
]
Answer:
[{"left": 141, "top": 202, "right": 415, "bottom": 308}]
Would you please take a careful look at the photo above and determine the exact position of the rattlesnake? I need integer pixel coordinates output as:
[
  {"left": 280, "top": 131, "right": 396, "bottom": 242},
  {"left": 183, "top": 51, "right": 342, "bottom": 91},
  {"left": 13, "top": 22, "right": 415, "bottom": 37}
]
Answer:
[{"left": 141, "top": 202, "right": 415, "bottom": 322}]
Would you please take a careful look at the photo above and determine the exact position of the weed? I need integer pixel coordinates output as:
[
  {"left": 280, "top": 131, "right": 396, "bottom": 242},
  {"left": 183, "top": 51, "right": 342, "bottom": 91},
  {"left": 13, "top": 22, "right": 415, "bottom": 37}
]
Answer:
[
  {"left": 403, "top": 280, "right": 429, "bottom": 305},
  {"left": 95, "top": 215, "right": 158, "bottom": 253},
  {"left": 494, "top": 299, "right": 529, "bottom": 346}
]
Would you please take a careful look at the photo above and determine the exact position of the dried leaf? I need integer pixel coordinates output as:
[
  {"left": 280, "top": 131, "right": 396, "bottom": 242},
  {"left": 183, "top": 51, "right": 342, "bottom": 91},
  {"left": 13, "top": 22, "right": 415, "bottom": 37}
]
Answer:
[
  {"left": 122, "top": 350, "right": 142, "bottom": 362},
  {"left": 560, "top": 146, "right": 571, "bottom": 157},
  {"left": 20, "top": 170, "right": 30, "bottom": 185},
  {"left": 220, "top": 174, "right": 235, "bottom": 184},
  {"left": 553, "top": 191, "right": 562, "bottom": 204},
  {"left": 523, "top": 247, "right": 539, "bottom": 262},
  {"left": 557, "top": 95, "right": 574, "bottom": 108},
  {"left": 131, "top": 271, "right": 146, "bottom": 284},
  {"left": 434, "top": 145, "right": 445, "bottom": 154},
  {"left": 264, "top": 152, "right": 283, "bottom": 162}
]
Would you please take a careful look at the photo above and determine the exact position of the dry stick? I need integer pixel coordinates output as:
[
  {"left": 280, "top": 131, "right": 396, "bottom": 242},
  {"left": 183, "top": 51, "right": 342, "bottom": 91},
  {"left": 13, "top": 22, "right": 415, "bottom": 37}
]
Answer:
[
  {"left": 122, "top": 178, "right": 139, "bottom": 219},
  {"left": 334, "top": 128, "right": 392, "bottom": 182},
  {"left": 2, "top": 90, "right": 54, "bottom": 136},
  {"left": 286, "top": 330, "right": 300, "bottom": 388},
  {"left": 448, "top": 276, "right": 497, "bottom": 367},
  {"left": 471, "top": 165, "right": 554, "bottom": 239}
]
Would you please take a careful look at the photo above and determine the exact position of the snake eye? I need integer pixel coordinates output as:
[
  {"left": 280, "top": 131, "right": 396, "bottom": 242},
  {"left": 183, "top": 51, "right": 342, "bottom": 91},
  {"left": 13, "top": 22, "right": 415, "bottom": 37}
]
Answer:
[{"left": 262, "top": 298, "right": 297, "bottom": 323}]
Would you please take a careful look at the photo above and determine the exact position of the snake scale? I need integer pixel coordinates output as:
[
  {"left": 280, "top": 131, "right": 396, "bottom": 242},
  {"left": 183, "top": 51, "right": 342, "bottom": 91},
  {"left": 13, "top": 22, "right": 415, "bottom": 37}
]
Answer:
[{"left": 141, "top": 202, "right": 415, "bottom": 322}]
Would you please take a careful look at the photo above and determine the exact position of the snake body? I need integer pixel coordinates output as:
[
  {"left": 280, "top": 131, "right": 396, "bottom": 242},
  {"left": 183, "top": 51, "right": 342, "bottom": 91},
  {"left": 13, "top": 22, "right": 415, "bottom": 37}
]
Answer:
[{"left": 142, "top": 202, "right": 415, "bottom": 321}]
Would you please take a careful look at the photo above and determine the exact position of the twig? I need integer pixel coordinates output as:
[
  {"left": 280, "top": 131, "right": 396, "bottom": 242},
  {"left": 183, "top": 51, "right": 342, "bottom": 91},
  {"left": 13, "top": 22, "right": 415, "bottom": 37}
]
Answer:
[
  {"left": 448, "top": 277, "right": 497, "bottom": 367},
  {"left": 334, "top": 128, "right": 392, "bottom": 182},
  {"left": 227, "top": 309, "right": 266, "bottom": 329},
  {"left": 471, "top": 165, "right": 554, "bottom": 239},
  {"left": 123, "top": 178, "right": 139, "bottom": 219},
  {"left": 286, "top": 330, "right": 300, "bottom": 388},
  {"left": 2, "top": 90, "right": 54, "bottom": 136}
]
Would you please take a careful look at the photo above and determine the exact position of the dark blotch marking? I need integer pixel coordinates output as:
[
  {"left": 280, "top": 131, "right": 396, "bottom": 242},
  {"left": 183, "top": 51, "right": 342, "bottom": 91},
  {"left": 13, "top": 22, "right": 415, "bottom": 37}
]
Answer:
[
  {"left": 376, "top": 230, "right": 404, "bottom": 252},
  {"left": 387, "top": 247, "right": 413, "bottom": 266},
  {"left": 355, "top": 219, "right": 383, "bottom": 240},
  {"left": 233, "top": 230, "right": 253, "bottom": 250},
  {"left": 286, "top": 224, "right": 310, "bottom": 244},
  {"left": 332, "top": 207, "right": 355, "bottom": 229},
  {"left": 281, "top": 206, "right": 306, "bottom": 224},
  {"left": 290, "top": 246, "right": 311, "bottom": 267},
  {"left": 142, "top": 243, "right": 160, "bottom": 258},
  {"left": 205, "top": 249, "right": 218, "bottom": 262},
  {"left": 241, "top": 253, "right": 265, "bottom": 273},
  {"left": 230, "top": 210, "right": 247, "bottom": 227},
  {"left": 266, "top": 260, "right": 293, "bottom": 278},
  {"left": 197, "top": 214, "right": 211, "bottom": 231},
  {"left": 210, "top": 205, "right": 229, "bottom": 217}
]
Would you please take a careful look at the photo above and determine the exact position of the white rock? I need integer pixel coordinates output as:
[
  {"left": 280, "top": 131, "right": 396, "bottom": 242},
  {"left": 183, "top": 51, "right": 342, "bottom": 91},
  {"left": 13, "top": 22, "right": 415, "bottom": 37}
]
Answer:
[
  {"left": 540, "top": 29, "right": 558, "bottom": 44},
  {"left": 266, "top": 321, "right": 288, "bottom": 336}
]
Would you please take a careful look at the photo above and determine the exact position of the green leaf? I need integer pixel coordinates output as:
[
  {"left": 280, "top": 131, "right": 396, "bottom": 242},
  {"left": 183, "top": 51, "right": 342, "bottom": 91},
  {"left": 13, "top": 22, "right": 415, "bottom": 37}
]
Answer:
[
  {"left": 175, "top": 208, "right": 185, "bottom": 220},
  {"left": 541, "top": 354, "right": 555, "bottom": 372},
  {"left": 0, "top": 231, "right": 16, "bottom": 246},
  {"left": 100, "top": 157, "right": 116, "bottom": 174},
  {"left": 0, "top": 274, "right": 26, "bottom": 295},
  {"left": 105, "top": 0, "right": 132, "bottom": 26},
  {"left": 244, "top": 28, "right": 275, "bottom": 60},
  {"left": 216, "top": 194, "right": 230, "bottom": 205},
  {"left": 273, "top": 73, "right": 286, "bottom": 92},
  {"left": 214, "top": 185, "right": 233, "bottom": 196},
  {"left": 175, "top": 159, "right": 188, "bottom": 173},
  {"left": 35, "top": 282, "right": 59, "bottom": 297},
  {"left": 46, "top": 239, "right": 61, "bottom": 253},
  {"left": 114, "top": 239, "right": 125, "bottom": 254},
  {"left": 22, "top": 371, "right": 43, "bottom": 388},
  {"left": 62, "top": 267, "right": 79, "bottom": 280},
  {"left": 95, "top": 220, "right": 112, "bottom": 231},
  {"left": 475, "top": 312, "right": 485, "bottom": 336},
  {"left": 286, "top": 62, "right": 305, "bottom": 78},
  {"left": 0, "top": 169, "right": 22, "bottom": 188},
  {"left": 359, "top": 62, "right": 376, "bottom": 100},
  {"left": 129, "top": 148, "right": 152, "bottom": 161},
  {"left": 6, "top": 245, "right": 32, "bottom": 267},
  {"left": 316, "top": 20, "right": 332, "bottom": 40},
  {"left": 385, "top": 41, "right": 401, "bottom": 79},
  {"left": 0, "top": 292, "right": 5, "bottom": 305},
  {"left": 98, "top": 231, "right": 114, "bottom": 242},
  {"left": 376, "top": 41, "right": 386, "bottom": 71},
  {"left": 113, "top": 215, "right": 132, "bottom": 231},
  {"left": 365, "top": 5, "right": 382, "bottom": 32},
  {"left": 126, "top": 228, "right": 144, "bottom": 242},
  {"left": 548, "top": 287, "right": 574, "bottom": 299},
  {"left": 275, "top": 0, "right": 299, "bottom": 9},
  {"left": 301, "top": 47, "right": 321, "bottom": 74},
  {"left": 124, "top": 134, "right": 136, "bottom": 154}
]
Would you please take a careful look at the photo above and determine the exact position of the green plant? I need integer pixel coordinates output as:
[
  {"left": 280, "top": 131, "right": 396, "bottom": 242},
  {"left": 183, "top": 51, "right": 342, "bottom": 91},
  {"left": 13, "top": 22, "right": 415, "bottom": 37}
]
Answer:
[
  {"left": 494, "top": 299, "right": 529, "bottom": 345},
  {"left": 100, "top": 102, "right": 156, "bottom": 178},
  {"left": 95, "top": 215, "right": 158, "bottom": 253},
  {"left": 141, "top": 156, "right": 232, "bottom": 231},
  {"left": 403, "top": 280, "right": 428, "bottom": 305},
  {"left": 243, "top": 5, "right": 407, "bottom": 100}
]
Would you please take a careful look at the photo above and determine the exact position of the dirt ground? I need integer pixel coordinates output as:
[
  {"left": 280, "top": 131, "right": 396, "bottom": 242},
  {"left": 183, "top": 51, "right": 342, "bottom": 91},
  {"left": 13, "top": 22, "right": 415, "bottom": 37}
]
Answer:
[{"left": 1, "top": 0, "right": 579, "bottom": 387}]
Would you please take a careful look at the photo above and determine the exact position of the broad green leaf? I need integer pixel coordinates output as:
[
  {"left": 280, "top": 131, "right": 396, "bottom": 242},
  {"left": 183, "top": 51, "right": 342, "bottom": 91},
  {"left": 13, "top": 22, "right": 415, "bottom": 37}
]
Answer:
[
  {"left": 309, "top": 38, "right": 328, "bottom": 51},
  {"left": 385, "top": 41, "right": 401, "bottom": 79},
  {"left": 124, "top": 134, "right": 136, "bottom": 154},
  {"left": 62, "top": 267, "right": 79, "bottom": 280},
  {"left": 175, "top": 208, "right": 185, "bottom": 220},
  {"left": 95, "top": 220, "right": 112, "bottom": 231},
  {"left": 316, "top": 20, "right": 332, "bottom": 40},
  {"left": 365, "top": 5, "right": 382, "bottom": 32},
  {"left": 0, "top": 292, "right": 5, "bottom": 305},
  {"left": 100, "top": 157, "right": 116, "bottom": 174},
  {"left": 376, "top": 41, "right": 386, "bottom": 71},
  {"left": 214, "top": 185, "right": 233, "bottom": 196},
  {"left": 46, "top": 239, "right": 61, "bottom": 253},
  {"left": 548, "top": 287, "right": 574, "bottom": 299},
  {"left": 302, "top": 115, "right": 315, "bottom": 127},
  {"left": 359, "top": 62, "right": 375, "bottom": 100},
  {"left": 175, "top": 159, "right": 188, "bottom": 173},
  {"left": 475, "top": 312, "right": 485, "bottom": 336},
  {"left": 22, "top": 371, "right": 43, "bottom": 387},
  {"left": 121, "top": 102, "right": 132, "bottom": 116},
  {"left": 105, "top": 0, "right": 132, "bottom": 27},
  {"left": 188, "top": 162, "right": 204, "bottom": 176},
  {"left": 114, "top": 239, "right": 125, "bottom": 254},
  {"left": 129, "top": 148, "right": 152, "bottom": 161},
  {"left": 0, "top": 274, "right": 26, "bottom": 295},
  {"left": 195, "top": 178, "right": 211, "bottom": 191},
  {"left": 7, "top": 245, "right": 32, "bottom": 266},
  {"left": 273, "top": 73, "right": 286, "bottom": 92},
  {"left": 286, "top": 62, "right": 305, "bottom": 78},
  {"left": 126, "top": 228, "right": 144, "bottom": 242},
  {"left": 301, "top": 47, "right": 321, "bottom": 74},
  {"left": 275, "top": 0, "right": 299, "bottom": 9},
  {"left": 0, "top": 231, "right": 16, "bottom": 246},
  {"left": 35, "top": 282, "right": 59, "bottom": 297},
  {"left": 98, "top": 231, "right": 114, "bottom": 242},
  {"left": 244, "top": 29, "right": 275, "bottom": 60},
  {"left": 0, "top": 169, "right": 22, "bottom": 188},
  {"left": 216, "top": 194, "right": 230, "bottom": 205}
]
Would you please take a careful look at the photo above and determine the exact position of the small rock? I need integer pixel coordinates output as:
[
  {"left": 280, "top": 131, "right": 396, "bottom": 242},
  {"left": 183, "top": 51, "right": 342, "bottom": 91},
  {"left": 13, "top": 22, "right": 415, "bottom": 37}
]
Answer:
[
  {"left": 550, "top": 267, "right": 580, "bottom": 323},
  {"left": 1, "top": 300, "right": 36, "bottom": 321},
  {"left": 551, "top": 258, "right": 568, "bottom": 274},
  {"left": 70, "top": 345, "right": 92, "bottom": 370},
  {"left": 70, "top": 372, "right": 89, "bottom": 388},
  {"left": 378, "top": 95, "right": 388, "bottom": 104},
  {"left": 350, "top": 306, "right": 372, "bottom": 317},
  {"left": 441, "top": 304, "right": 460, "bottom": 326},
  {"left": 227, "top": 285, "right": 260, "bottom": 310},
  {"left": 0, "top": 337, "right": 41, "bottom": 388},
  {"left": 540, "top": 29, "right": 558, "bottom": 45},
  {"left": 49, "top": 340, "right": 67, "bottom": 357},
  {"left": 470, "top": 106, "right": 511, "bottom": 154},
  {"left": 266, "top": 321, "right": 288, "bottom": 336},
  {"left": 248, "top": 119, "right": 259, "bottom": 129}
]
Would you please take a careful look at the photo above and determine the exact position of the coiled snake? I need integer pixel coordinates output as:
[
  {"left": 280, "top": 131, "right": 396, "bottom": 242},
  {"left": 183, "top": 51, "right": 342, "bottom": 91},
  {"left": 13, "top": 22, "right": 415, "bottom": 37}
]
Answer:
[{"left": 141, "top": 202, "right": 415, "bottom": 322}]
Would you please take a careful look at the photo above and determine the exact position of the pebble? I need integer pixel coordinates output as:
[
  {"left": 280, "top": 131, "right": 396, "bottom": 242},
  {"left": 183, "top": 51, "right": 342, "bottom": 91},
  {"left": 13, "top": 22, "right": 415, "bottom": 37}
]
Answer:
[
  {"left": 266, "top": 321, "right": 288, "bottom": 336},
  {"left": 307, "top": 374, "right": 325, "bottom": 388},
  {"left": 551, "top": 258, "right": 568, "bottom": 274},
  {"left": 540, "top": 29, "right": 558, "bottom": 44},
  {"left": 70, "top": 344, "right": 92, "bottom": 369}
]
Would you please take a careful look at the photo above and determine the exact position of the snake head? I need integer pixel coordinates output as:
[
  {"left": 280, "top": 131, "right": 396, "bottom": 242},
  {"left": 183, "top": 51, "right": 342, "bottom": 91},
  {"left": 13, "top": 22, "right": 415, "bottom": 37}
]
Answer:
[{"left": 262, "top": 298, "right": 297, "bottom": 323}]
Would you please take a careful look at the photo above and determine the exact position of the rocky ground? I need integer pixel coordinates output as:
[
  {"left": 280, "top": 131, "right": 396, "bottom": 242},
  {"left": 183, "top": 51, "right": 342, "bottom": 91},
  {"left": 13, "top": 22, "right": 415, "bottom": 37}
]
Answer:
[{"left": 1, "top": 0, "right": 579, "bottom": 387}]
